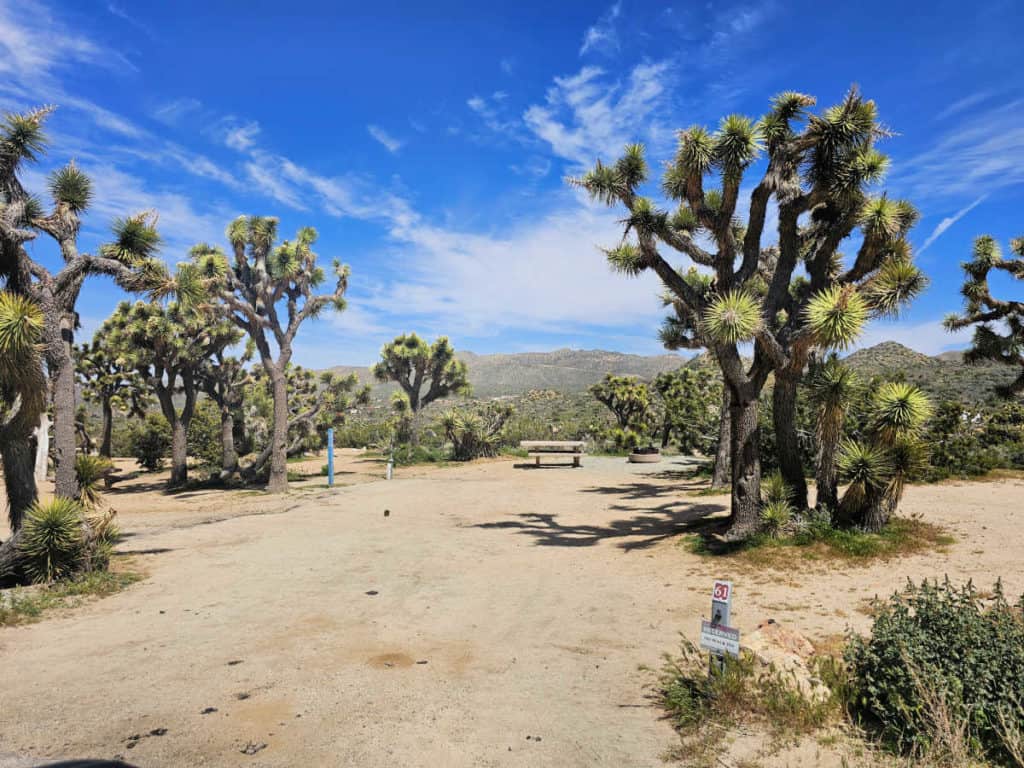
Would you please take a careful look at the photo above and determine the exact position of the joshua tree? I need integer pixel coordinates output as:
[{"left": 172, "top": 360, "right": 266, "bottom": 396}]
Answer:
[
  {"left": 806, "top": 354, "right": 860, "bottom": 511},
  {"left": 75, "top": 337, "right": 149, "bottom": 457},
  {"left": 945, "top": 233, "right": 1024, "bottom": 398},
  {"left": 0, "top": 106, "right": 163, "bottom": 500},
  {"left": 652, "top": 367, "right": 717, "bottom": 453},
  {"left": 836, "top": 382, "right": 931, "bottom": 531},
  {"left": 241, "top": 365, "right": 370, "bottom": 478},
  {"left": 188, "top": 218, "right": 350, "bottom": 493},
  {"left": 589, "top": 373, "right": 655, "bottom": 449},
  {"left": 572, "top": 89, "right": 925, "bottom": 536},
  {"left": 104, "top": 299, "right": 239, "bottom": 487},
  {"left": 372, "top": 333, "right": 470, "bottom": 412},
  {"left": 198, "top": 342, "right": 254, "bottom": 479}
]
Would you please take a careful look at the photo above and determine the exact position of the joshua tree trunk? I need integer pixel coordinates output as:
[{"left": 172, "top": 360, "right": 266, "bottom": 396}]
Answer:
[
  {"left": 1, "top": 426, "right": 38, "bottom": 532},
  {"left": 711, "top": 385, "right": 731, "bottom": 490},
  {"left": 169, "top": 420, "right": 188, "bottom": 486},
  {"left": 267, "top": 367, "right": 289, "bottom": 493},
  {"left": 220, "top": 407, "right": 239, "bottom": 478},
  {"left": 100, "top": 398, "right": 113, "bottom": 458},
  {"left": 815, "top": 429, "right": 840, "bottom": 513},
  {"left": 772, "top": 367, "right": 809, "bottom": 509},
  {"left": 727, "top": 393, "right": 762, "bottom": 538},
  {"left": 44, "top": 304, "right": 79, "bottom": 499}
]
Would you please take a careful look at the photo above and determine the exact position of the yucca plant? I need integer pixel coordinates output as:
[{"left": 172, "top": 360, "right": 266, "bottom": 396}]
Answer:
[
  {"left": 807, "top": 356, "right": 860, "bottom": 513},
  {"left": 18, "top": 498, "right": 85, "bottom": 583},
  {"left": 835, "top": 382, "right": 932, "bottom": 531},
  {"left": 759, "top": 499, "right": 793, "bottom": 538},
  {"left": 805, "top": 285, "right": 868, "bottom": 350},
  {"left": 761, "top": 469, "right": 792, "bottom": 506},
  {"left": 701, "top": 291, "right": 762, "bottom": 345},
  {"left": 75, "top": 454, "right": 114, "bottom": 509}
]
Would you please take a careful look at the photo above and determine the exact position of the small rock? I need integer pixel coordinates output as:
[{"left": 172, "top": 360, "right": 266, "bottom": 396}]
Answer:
[
  {"left": 365, "top": 590, "right": 379, "bottom": 596},
  {"left": 415, "top": 660, "right": 428, "bottom": 665},
  {"left": 240, "top": 741, "right": 267, "bottom": 756},
  {"left": 200, "top": 707, "right": 218, "bottom": 715},
  {"left": 149, "top": 727, "right": 168, "bottom": 736},
  {"left": 384, "top": 509, "right": 390, "bottom": 517},
  {"left": 235, "top": 692, "right": 251, "bottom": 700},
  {"left": 227, "top": 659, "right": 244, "bottom": 666}
]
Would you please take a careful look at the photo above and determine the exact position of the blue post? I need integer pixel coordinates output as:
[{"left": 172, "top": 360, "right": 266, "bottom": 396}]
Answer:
[{"left": 327, "top": 428, "right": 335, "bottom": 487}]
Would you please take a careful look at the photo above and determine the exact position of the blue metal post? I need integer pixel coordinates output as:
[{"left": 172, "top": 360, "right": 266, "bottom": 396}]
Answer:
[{"left": 327, "top": 428, "right": 335, "bottom": 487}]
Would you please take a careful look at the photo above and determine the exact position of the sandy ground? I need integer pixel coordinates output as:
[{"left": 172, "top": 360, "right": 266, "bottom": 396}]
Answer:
[{"left": 1, "top": 453, "right": 1022, "bottom": 767}]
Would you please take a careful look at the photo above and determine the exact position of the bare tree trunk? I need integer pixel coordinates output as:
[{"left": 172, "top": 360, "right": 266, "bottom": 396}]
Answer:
[
  {"left": 47, "top": 311, "right": 79, "bottom": 499},
  {"left": 772, "top": 368, "right": 809, "bottom": 509},
  {"left": 726, "top": 393, "right": 762, "bottom": 539},
  {"left": 100, "top": 398, "right": 113, "bottom": 458},
  {"left": 220, "top": 408, "right": 239, "bottom": 478},
  {"left": 711, "top": 384, "right": 731, "bottom": 490},
  {"left": 815, "top": 427, "right": 840, "bottom": 513},
  {"left": 267, "top": 368, "right": 289, "bottom": 493},
  {"left": 1, "top": 425, "right": 38, "bottom": 532},
  {"left": 169, "top": 419, "right": 188, "bottom": 486}
]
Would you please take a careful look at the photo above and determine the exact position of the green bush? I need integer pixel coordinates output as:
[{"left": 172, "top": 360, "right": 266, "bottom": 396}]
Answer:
[
  {"left": 129, "top": 413, "right": 171, "bottom": 471},
  {"left": 18, "top": 498, "right": 85, "bottom": 583},
  {"left": 847, "top": 579, "right": 1024, "bottom": 762},
  {"left": 187, "top": 399, "right": 223, "bottom": 473}
]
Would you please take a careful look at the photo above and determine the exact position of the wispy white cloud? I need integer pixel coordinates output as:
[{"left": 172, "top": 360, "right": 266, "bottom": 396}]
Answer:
[
  {"left": 152, "top": 97, "right": 202, "bottom": 126},
  {"left": 523, "top": 60, "right": 673, "bottom": 166},
  {"left": 367, "top": 124, "right": 403, "bottom": 154},
  {"left": 580, "top": 2, "right": 622, "bottom": 56},
  {"left": 919, "top": 195, "right": 987, "bottom": 252},
  {"left": 467, "top": 94, "right": 521, "bottom": 138},
  {"left": 106, "top": 2, "right": 156, "bottom": 39},
  {"left": 935, "top": 90, "right": 992, "bottom": 121},
  {"left": 500, "top": 57, "right": 515, "bottom": 75},
  {"left": 222, "top": 120, "right": 261, "bottom": 151},
  {"left": 897, "top": 99, "right": 1024, "bottom": 199}
]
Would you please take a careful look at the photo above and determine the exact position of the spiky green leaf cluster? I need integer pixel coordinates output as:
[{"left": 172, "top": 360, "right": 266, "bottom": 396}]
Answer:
[
  {"left": 699, "top": 290, "right": 762, "bottom": 345},
  {"left": 871, "top": 382, "right": 933, "bottom": 441},
  {"left": 805, "top": 285, "right": 868, "bottom": 350}
]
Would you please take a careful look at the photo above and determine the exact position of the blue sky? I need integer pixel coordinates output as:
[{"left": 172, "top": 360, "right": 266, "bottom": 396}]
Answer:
[{"left": 2, "top": 0, "right": 1022, "bottom": 366}]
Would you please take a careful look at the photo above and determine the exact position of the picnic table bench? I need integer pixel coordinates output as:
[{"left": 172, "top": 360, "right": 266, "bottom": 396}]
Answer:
[{"left": 520, "top": 440, "right": 585, "bottom": 468}]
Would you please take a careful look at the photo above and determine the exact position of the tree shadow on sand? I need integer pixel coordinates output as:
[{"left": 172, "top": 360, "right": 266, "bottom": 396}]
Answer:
[{"left": 474, "top": 482, "right": 726, "bottom": 551}]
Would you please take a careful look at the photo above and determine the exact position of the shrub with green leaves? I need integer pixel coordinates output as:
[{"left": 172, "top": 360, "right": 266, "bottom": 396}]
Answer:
[
  {"left": 847, "top": 579, "right": 1024, "bottom": 762},
  {"left": 18, "top": 498, "right": 85, "bottom": 583},
  {"left": 441, "top": 402, "right": 514, "bottom": 461},
  {"left": 74, "top": 454, "right": 114, "bottom": 509},
  {"left": 129, "top": 413, "right": 171, "bottom": 471}
]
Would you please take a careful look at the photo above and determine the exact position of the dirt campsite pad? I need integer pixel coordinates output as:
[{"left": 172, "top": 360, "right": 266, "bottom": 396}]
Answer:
[{"left": 1, "top": 453, "right": 1022, "bottom": 767}]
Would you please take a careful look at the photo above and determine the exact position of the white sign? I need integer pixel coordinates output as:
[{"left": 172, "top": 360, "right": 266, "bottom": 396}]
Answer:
[{"left": 700, "top": 620, "right": 740, "bottom": 657}]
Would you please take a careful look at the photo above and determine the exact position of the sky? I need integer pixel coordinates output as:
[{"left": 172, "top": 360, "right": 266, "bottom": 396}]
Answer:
[{"left": 2, "top": 0, "right": 1022, "bottom": 367}]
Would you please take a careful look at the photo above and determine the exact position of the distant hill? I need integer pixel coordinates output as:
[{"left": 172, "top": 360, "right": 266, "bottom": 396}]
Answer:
[
  {"left": 329, "top": 348, "right": 688, "bottom": 398},
  {"left": 325, "top": 342, "right": 1017, "bottom": 404},
  {"left": 843, "top": 342, "right": 1016, "bottom": 404}
]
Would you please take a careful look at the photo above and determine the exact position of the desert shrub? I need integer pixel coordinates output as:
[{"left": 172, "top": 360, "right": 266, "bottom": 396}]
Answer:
[
  {"left": 18, "top": 498, "right": 85, "bottom": 583},
  {"left": 441, "top": 402, "right": 513, "bottom": 461},
  {"left": 129, "top": 413, "right": 171, "bottom": 471},
  {"left": 846, "top": 579, "right": 1024, "bottom": 763},
  {"left": 187, "top": 399, "right": 223, "bottom": 473},
  {"left": 654, "top": 637, "right": 838, "bottom": 738},
  {"left": 74, "top": 453, "right": 114, "bottom": 508}
]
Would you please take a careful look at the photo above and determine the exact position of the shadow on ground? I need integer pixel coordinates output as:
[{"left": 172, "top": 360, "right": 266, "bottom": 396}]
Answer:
[{"left": 475, "top": 482, "right": 726, "bottom": 551}]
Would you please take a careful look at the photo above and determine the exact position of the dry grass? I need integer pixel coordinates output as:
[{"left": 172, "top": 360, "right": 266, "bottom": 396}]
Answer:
[{"left": 0, "top": 561, "right": 142, "bottom": 626}]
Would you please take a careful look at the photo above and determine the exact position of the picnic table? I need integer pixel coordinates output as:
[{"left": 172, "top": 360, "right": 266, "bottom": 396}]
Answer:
[{"left": 519, "top": 440, "right": 585, "bottom": 468}]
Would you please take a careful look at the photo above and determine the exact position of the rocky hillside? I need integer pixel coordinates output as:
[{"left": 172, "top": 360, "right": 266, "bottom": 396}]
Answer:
[
  {"left": 327, "top": 342, "right": 1016, "bottom": 404},
  {"left": 329, "top": 348, "right": 687, "bottom": 398}
]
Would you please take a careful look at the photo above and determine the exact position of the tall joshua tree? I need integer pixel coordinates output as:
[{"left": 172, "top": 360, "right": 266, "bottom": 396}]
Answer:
[
  {"left": 945, "top": 233, "right": 1024, "bottom": 398},
  {"left": 0, "top": 106, "right": 162, "bottom": 500},
  {"left": 75, "top": 336, "right": 149, "bottom": 457},
  {"left": 189, "top": 217, "right": 349, "bottom": 493},
  {"left": 572, "top": 89, "right": 925, "bottom": 537},
  {"left": 372, "top": 333, "right": 470, "bottom": 412},
  {"left": 105, "top": 299, "right": 239, "bottom": 487}
]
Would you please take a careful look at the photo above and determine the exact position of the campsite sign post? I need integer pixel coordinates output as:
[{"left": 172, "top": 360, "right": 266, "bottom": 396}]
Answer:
[
  {"left": 700, "top": 579, "right": 739, "bottom": 674},
  {"left": 327, "top": 428, "right": 335, "bottom": 487}
]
